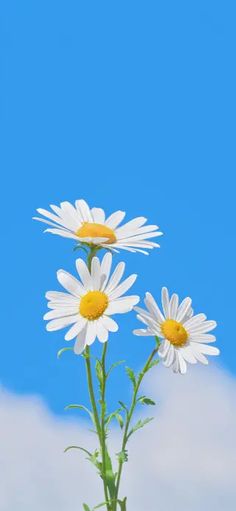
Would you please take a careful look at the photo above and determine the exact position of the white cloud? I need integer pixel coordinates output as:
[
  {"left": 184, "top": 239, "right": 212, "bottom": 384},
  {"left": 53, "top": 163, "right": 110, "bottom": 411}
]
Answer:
[{"left": 0, "top": 365, "right": 235, "bottom": 511}]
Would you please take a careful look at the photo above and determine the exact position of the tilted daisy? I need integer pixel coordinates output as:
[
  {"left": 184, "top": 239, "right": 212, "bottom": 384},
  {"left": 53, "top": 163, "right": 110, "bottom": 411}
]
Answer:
[
  {"left": 44, "top": 252, "right": 139, "bottom": 354},
  {"left": 133, "top": 287, "right": 219, "bottom": 374},
  {"left": 33, "top": 199, "right": 162, "bottom": 254}
]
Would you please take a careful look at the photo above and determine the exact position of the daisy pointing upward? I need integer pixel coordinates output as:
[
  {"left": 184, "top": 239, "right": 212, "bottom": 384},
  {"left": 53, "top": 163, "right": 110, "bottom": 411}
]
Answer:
[{"left": 33, "top": 199, "right": 163, "bottom": 255}]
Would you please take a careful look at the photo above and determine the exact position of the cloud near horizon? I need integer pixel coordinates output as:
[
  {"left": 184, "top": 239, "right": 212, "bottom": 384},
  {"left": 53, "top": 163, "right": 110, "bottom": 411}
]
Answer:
[{"left": 0, "top": 364, "right": 235, "bottom": 511}]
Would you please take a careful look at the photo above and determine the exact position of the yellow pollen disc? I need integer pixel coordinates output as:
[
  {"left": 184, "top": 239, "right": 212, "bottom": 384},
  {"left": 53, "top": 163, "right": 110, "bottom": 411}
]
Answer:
[
  {"left": 161, "top": 319, "right": 188, "bottom": 347},
  {"left": 76, "top": 222, "right": 117, "bottom": 244},
  {"left": 79, "top": 291, "right": 109, "bottom": 320}
]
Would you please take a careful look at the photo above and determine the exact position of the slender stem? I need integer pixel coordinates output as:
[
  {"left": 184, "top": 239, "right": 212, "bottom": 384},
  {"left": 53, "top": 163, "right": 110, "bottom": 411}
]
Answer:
[
  {"left": 114, "top": 345, "right": 159, "bottom": 507},
  {"left": 100, "top": 342, "right": 110, "bottom": 507},
  {"left": 85, "top": 247, "right": 111, "bottom": 510}
]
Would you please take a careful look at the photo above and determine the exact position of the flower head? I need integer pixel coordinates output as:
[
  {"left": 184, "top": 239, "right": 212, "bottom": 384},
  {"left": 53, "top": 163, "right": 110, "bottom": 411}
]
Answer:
[
  {"left": 44, "top": 253, "right": 139, "bottom": 354},
  {"left": 33, "top": 199, "right": 162, "bottom": 254},
  {"left": 133, "top": 287, "right": 219, "bottom": 374}
]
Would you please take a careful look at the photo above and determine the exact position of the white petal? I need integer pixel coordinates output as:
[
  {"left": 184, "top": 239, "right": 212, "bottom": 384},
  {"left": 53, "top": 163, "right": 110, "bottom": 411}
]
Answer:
[
  {"left": 190, "top": 345, "right": 209, "bottom": 365},
  {"left": 59, "top": 201, "right": 81, "bottom": 230},
  {"left": 44, "top": 228, "right": 79, "bottom": 240},
  {"left": 36, "top": 207, "right": 68, "bottom": 228},
  {"left": 133, "top": 329, "right": 153, "bottom": 336},
  {"left": 169, "top": 293, "right": 179, "bottom": 319},
  {"left": 85, "top": 321, "right": 97, "bottom": 345},
  {"left": 46, "top": 291, "right": 78, "bottom": 302},
  {"left": 106, "top": 296, "right": 139, "bottom": 314},
  {"left": 75, "top": 199, "right": 93, "bottom": 222},
  {"left": 161, "top": 287, "right": 170, "bottom": 318},
  {"left": 105, "top": 211, "right": 126, "bottom": 229},
  {"left": 101, "top": 316, "right": 119, "bottom": 332},
  {"left": 108, "top": 274, "right": 137, "bottom": 300},
  {"left": 179, "top": 345, "right": 197, "bottom": 364},
  {"left": 91, "top": 257, "right": 101, "bottom": 289},
  {"left": 65, "top": 317, "right": 87, "bottom": 341},
  {"left": 104, "top": 262, "right": 125, "bottom": 294},
  {"left": 75, "top": 259, "right": 92, "bottom": 289},
  {"left": 158, "top": 339, "right": 170, "bottom": 358},
  {"left": 74, "top": 327, "right": 87, "bottom": 354},
  {"left": 46, "top": 314, "right": 78, "bottom": 332},
  {"left": 177, "top": 352, "right": 187, "bottom": 374},
  {"left": 115, "top": 217, "right": 147, "bottom": 237},
  {"left": 191, "top": 343, "right": 220, "bottom": 356},
  {"left": 91, "top": 207, "right": 105, "bottom": 224},
  {"left": 176, "top": 297, "right": 192, "bottom": 323},
  {"left": 183, "top": 313, "right": 207, "bottom": 329},
  {"left": 43, "top": 307, "right": 78, "bottom": 320},
  {"left": 96, "top": 320, "right": 108, "bottom": 343},
  {"left": 57, "top": 270, "right": 85, "bottom": 297},
  {"left": 100, "top": 253, "right": 112, "bottom": 290},
  {"left": 163, "top": 344, "right": 175, "bottom": 367},
  {"left": 190, "top": 333, "right": 216, "bottom": 343},
  {"left": 190, "top": 320, "right": 217, "bottom": 334},
  {"left": 144, "top": 292, "right": 165, "bottom": 323}
]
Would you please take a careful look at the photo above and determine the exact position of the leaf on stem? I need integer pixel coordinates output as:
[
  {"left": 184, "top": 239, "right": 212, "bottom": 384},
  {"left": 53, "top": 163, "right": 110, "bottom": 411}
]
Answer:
[
  {"left": 137, "top": 396, "right": 156, "bottom": 406},
  {"left": 127, "top": 417, "right": 154, "bottom": 440},
  {"left": 116, "top": 449, "right": 128, "bottom": 463},
  {"left": 107, "top": 360, "right": 125, "bottom": 378},
  {"left": 64, "top": 404, "right": 95, "bottom": 423},
  {"left": 57, "top": 347, "right": 73, "bottom": 359},
  {"left": 118, "top": 401, "right": 128, "bottom": 414},
  {"left": 125, "top": 367, "right": 136, "bottom": 388},
  {"left": 83, "top": 504, "right": 91, "bottom": 511}
]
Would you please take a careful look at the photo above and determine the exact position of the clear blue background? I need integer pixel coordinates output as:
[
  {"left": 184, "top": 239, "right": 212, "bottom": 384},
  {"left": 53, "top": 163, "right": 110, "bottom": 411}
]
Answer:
[{"left": 1, "top": 0, "right": 235, "bottom": 415}]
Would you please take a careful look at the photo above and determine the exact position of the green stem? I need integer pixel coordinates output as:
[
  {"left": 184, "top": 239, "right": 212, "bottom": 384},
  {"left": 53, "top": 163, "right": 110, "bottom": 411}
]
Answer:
[
  {"left": 114, "top": 344, "right": 159, "bottom": 508},
  {"left": 85, "top": 247, "right": 111, "bottom": 511}
]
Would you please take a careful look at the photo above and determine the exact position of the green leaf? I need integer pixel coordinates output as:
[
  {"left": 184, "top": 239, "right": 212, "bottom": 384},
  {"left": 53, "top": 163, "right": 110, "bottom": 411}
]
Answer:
[
  {"left": 125, "top": 366, "right": 136, "bottom": 388},
  {"left": 116, "top": 449, "right": 128, "bottom": 463},
  {"left": 64, "top": 445, "right": 92, "bottom": 457},
  {"left": 107, "top": 360, "right": 125, "bottom": 377},
  {"left": 118, "top": 401, "right": 128, "bottom": 414},
  {"left": 137, "top": 396, "right": 156, "bottom": 406},
  {"left": 64, "top": 404, "right": 94, "bottom": 423},
  {"left": 118, "top": 497, "right": 127, "bottom": 511},
  {"left": 93, "top": 502, "right": 110, "bottom": 510},
  {"left": 127, "top": 417, "right": 154, "bottom": 439},
  {"left": 83, "top": 504, "right": 91, "bottom": 511},
  {"left": 145, "top": 358, "right": 159, "bottom": 372},
  {"left": 115, "top": 413, "right": 124, "bottom": 429},
  {"left": 73, "top": 244, "right": 88, "bottom": 253},
  {"left": 95, "top": 359, "right": 104, "bottom": 385},
  {"left": 57, "top": 347, "right": 73, "bottom": 359}
]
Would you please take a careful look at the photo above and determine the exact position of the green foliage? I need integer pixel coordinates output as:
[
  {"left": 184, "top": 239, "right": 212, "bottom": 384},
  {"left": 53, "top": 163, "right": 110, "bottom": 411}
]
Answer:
[
  {"left": 57, "top": 347, "right": 73, "bottom": 359},
  {"left": 116, "top": 449, "right": 128, "bottom": 464},
  {"left": 64, "top": 403, "right": 94, "bottom": 423},
  {"left": 83, "top": 504, "right": 91, "bottom": 511},
  {"left": 107, "top": 360, "right": 125, "bottom": 378},
  {"left": 137, "top": 396, "right": 156, "bottom": 406},
  {"left": 127, "top": 417, "right": 154, "bottom": 440},
  {"left": 118, "top": 401, "right": 128, "bottom": 414},
  {"left": 144, "top": 358, "right": 159, "bottom": 372},
  {"left": 125, "top": 366, "right": 136, "bottom": 388}
]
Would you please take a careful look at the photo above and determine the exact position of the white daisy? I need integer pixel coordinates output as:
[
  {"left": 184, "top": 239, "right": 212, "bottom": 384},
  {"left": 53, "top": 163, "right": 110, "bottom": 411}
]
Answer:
[
  {"left": 44, "top": 252, "right": 139, "bottom": 354},
  {"left": 33, "top": 199, "right": 162, "bottom": 254},
  {"left": 133, "top": 287, "right": 219, "bottom": 374}
]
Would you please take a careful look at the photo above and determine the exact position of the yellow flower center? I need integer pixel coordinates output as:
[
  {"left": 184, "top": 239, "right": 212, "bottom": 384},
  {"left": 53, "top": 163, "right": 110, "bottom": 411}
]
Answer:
[
  {"left": 161, "top": 319, "right": 188, "bottom": 347},
  {"left": 76, "top": 222, "right": 117, "bottom": 244},
  {"left": 79, "top": 291, "right": 109, "bottom": 320}
]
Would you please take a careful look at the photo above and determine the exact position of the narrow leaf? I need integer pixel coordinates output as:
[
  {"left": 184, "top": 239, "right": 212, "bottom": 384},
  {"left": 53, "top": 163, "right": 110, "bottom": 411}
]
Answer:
[
  {"left": 137, "top": 396, "right": 156, "bottom": 406},
  {"left": 127, "top": 417, "right": 154, "bottom": 439},
  {"left": 57, "top": 347, "right": 73, "bottom": 359},
  {"left": 83, "top": 504, "right": 91, "bottom": 511},
  {"left": 125, "top": 367, "right": 136, "bottom": 388},
  {"left": 64, "top": 445, "right": 92, "bottom": 457},
  {"left": 107, "top": 360, "right": 125, "bottom": 377},
  {"left": 64, "top": 404, "right": 94, "bottom": 423}
]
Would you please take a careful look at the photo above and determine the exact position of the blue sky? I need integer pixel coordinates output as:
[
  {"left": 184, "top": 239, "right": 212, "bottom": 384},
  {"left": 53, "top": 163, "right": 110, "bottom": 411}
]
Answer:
[{"left": 1, "top": 0, "right": 235, "bottom": 416}]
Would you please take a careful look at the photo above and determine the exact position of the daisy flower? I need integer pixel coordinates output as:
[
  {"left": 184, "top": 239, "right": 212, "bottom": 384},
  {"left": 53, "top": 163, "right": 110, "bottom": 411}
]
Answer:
[
  {"left": 133, "top": 287, "right": 219, "bottom": 374},
  {"left": 44, "top": 252, "right": 139, "bottom": 354},
  {"left": 33, "top": 199, "right": 162, "bottom": 254}
]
